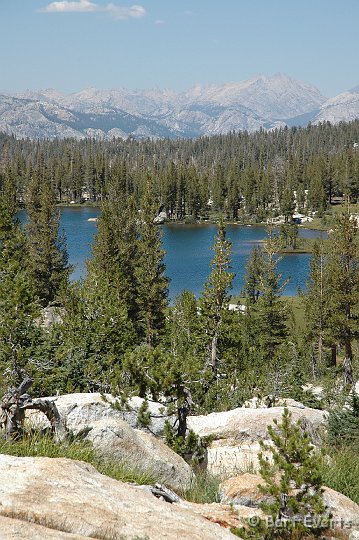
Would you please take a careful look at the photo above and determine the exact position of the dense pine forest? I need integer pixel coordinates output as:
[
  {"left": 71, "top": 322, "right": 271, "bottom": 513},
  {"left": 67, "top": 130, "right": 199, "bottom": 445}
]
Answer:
[{"left": 0, "top": 120, "right": 358, "bottom": 220}]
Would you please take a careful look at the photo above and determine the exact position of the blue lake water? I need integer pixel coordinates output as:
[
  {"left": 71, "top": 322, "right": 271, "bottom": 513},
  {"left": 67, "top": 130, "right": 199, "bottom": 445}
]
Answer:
[{"left": 56, "top": 207, "right": 327, "bottom": 300}]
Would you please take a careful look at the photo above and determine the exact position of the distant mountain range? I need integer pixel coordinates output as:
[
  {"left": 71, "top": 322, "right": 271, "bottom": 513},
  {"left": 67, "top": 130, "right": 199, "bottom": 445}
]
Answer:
[{"left": 1, "top": 74, "right": 358, "bottom": 140}]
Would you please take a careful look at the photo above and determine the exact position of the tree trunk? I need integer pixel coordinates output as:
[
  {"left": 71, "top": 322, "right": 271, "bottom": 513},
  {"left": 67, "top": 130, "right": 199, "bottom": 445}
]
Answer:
[
  {"left": 210, "top": 334, "right": 218, "bottom": 373},
  {"left": 0, "top": 378, "right": 67, "bottom": 442},
  {"left": 328, "top": 344, "right": 337, "bottom": 367},
  {"left": 343, "top": 357, "right": 354, "bottom": 386}
]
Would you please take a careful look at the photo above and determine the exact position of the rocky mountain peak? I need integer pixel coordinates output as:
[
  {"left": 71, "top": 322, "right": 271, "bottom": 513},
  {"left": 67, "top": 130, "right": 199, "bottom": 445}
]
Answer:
[{"left": 0, "top": 75, "right": 357, "bottom": 140}]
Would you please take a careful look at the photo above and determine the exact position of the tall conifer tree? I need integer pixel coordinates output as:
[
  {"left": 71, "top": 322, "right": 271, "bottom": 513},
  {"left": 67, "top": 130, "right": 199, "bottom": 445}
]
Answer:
[
  {"left": 303, "top": 240, "right": 331, "bottom": 374},
  {"left": 135, "top": 176, "right": 169, "bottom": 347},
  {"left": 25, "top": 167, "right": 70, "bottom": 307},
  {"left": 247, "top": 228, "right": 288, "bottom": 362},
  {"left": 200, "top": 220, "right": 234, "bottom": 375},
  {"left": 0, "top": 170, "right": 41, "bottom": 388},
  {"left": 326, "top": 212, "right": 359, "bottom": 385},
  {"left": 88, "top": 176, "right": 138, "bottom": 323},
  {"left": 244, "top": 246, "right": 265, "bottom": 304}
]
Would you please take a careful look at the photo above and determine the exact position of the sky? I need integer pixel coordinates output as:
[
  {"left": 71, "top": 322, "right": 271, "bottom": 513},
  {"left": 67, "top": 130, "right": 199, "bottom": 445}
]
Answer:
[{"left": 0, "top": 0, "right": 358, "bottom": 97}]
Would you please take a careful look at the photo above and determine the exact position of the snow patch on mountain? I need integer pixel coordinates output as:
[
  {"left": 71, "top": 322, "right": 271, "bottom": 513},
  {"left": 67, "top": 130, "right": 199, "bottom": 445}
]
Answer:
[
  {"left": 1, "top": 75, "right": 357, "bottom": 140},
  {"left": 314, "top": 89, "right": 359, "bottom": 124}
]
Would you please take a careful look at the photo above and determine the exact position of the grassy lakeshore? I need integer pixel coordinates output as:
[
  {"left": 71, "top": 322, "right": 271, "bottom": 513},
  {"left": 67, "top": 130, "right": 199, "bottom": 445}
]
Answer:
[
  {"left": 276, "top": 237, "right": 322, "bottom": 254},
  {"left": 54, "top": 201, "right": 358, "bottom": 231},
  {"left": 166, "top": 203, "right": 358, "bottom": 231},
  {"left": 230, "top": 295, "right": 306, "bottom": 331},
  {"left": 56, "top": 202, "right": 101, "bottom": 208}
]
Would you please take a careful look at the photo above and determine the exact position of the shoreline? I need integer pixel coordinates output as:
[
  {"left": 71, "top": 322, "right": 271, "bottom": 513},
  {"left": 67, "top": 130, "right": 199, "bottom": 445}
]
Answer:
[{"left": 54, "top": 202, "right": 339, "bottom": 233}]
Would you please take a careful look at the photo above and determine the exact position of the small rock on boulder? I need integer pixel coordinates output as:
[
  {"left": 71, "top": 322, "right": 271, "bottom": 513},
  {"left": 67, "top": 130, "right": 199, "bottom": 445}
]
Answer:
[{"left": 220, "top": 473, "right": 269, "bottom": 508}]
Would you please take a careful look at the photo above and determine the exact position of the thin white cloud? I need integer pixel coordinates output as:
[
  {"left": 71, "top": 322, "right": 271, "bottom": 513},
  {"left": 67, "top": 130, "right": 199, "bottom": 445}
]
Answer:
[
  {"left": 39, "top": 1, "right": 146, "bottom": 20},
  {"left": 40, "top": 0, "right": 97, "bottom": 12},
  {"left": 154, "top": 19, "right": 165, "bottom": 25},
  {"left": 106, "top": 4, "right": 145, "bottom": 20}
]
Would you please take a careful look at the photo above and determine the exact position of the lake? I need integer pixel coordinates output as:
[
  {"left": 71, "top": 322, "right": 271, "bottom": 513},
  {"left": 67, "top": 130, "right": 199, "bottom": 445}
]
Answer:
[{"left": 58, "top": 207, "right": 326, "bottom": 300}]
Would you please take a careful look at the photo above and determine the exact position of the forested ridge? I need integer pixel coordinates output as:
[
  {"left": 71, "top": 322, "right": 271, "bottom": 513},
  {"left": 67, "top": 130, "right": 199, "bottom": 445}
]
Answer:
[{"left": 0, "top": 120, "right": 358, "bottom": 220}]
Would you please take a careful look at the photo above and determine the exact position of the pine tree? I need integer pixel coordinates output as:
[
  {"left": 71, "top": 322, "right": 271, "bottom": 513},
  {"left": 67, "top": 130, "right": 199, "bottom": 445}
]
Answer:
[
  {"left": 0, "top": 166, "right": 17, "bottom": 242},
  {"left": 244, "top": 246, "right": 265, "bottom": 304},
  {"left": 303, "top": 240, "right": 331, "bottom": 374},
  {"left": 279, "top": 223, "right": 299, "bottom": 250},
  {"left": 326, "top": 212, "right": 359, "bottom": 385},
  {"left": 328, "top": 392, "right": 359, "bottom": 445},
  {"left": 307, "top": 172, "right": 327, "bottom": 214},
  {"left": 135, "top": 176, "right": 169, "bottom": 347},
  {"left": 0, "top": 229, "right": 41, "bottom": 389},
  {"left": 199, "top": 219, "right": 234, "bottom": 375},
  {"left": 166, "top": 291, "right": 202, "bottom": 379},
  {"left": 88, "top": 177, "right": 139, "bottom": 324},
  {"left": 161, "top": 290, "right": 203, "bottom": 412},
  {"left": 57, "top": 277, "right": 136, "bottom": 393},
  {"left": 238, "top": 408, "right": 327, "bottom": 540},
  {"left": 0, "top": 171, "right": 41, "bottom": 389},
  {"left": 280, "top": 184, "right": 295, "bottom": 222},
  {"left": 248, "top": 228, "right": 288, "bottom": 362},
  {"left": 25, "top": 172, "right": 70, "bottom": 306}
]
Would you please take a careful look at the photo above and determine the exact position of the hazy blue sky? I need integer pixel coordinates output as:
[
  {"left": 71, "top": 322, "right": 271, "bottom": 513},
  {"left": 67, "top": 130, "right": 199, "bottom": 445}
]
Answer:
[{"left": 1, "top": 0, "right": 358, "bottom": 96}]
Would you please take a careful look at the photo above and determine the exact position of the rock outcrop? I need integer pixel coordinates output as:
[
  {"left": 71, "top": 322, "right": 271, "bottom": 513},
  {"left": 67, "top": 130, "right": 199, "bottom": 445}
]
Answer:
[
  {"left": 243, "top": 396, "right": 307, "bottom": 409},
  {"left": 0, "top": 454, "right": 236, "bottom": 540},
  {"left": 188, "top": 406, "right": 327, "bottom": 476},
  {"left": 0, "top": 515, "right": 86, "bottom": 539},
  {"left": 179, "top": 500, "right": 263, "bottom": 531},
  {"left": 26, "top": 393, "right": 190, "bottom": 492},
  {"left": 220, "top": 473, "right": 359, "bottom": 531},
  {"left": 323, "top": 487, "right": 359, "bottom": 526},
  {"left": 220, "top": 473, "right": 267, "bottom": 507},
  {"left": 27, "top": 392, "right": 174, "bottom": 436},
  {"left": 0, "top": 454, "right": 357, "bottom": 539},
  {"left": 86, "top": 418, "right": 192, "bottom": 491}
]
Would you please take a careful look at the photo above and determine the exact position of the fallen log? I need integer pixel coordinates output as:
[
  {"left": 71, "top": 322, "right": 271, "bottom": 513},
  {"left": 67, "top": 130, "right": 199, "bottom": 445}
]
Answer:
[{"left": 0, "top": 378, "right": 67, "bottom": 442}]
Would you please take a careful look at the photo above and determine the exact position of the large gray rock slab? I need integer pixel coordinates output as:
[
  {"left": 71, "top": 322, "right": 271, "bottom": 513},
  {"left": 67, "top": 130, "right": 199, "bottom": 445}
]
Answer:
[
  {"left": 86, "top": 418, "right": 193, "bottom": 492},
  {"left": 0, "top": 515, "right": 85, "bottom": 539},
  {"left": 188, "top": 406, "right": 327, "bottom": 477},
  {"left": 26, "top": 393, "right": 190, "bottom": 492},
  {"left": 0, "top": 455, "right": 236, "bottom": 540},
  {"left": 27, "top": 392, "right": 174, "bottom": 436},
  {"left": 188, "top": 406, "right": 326, "bottom": 440}
]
